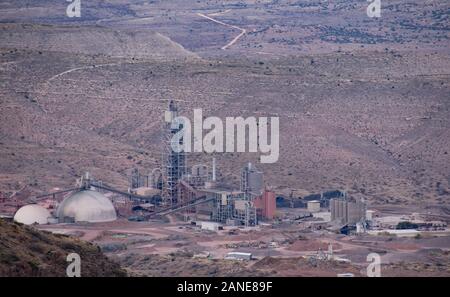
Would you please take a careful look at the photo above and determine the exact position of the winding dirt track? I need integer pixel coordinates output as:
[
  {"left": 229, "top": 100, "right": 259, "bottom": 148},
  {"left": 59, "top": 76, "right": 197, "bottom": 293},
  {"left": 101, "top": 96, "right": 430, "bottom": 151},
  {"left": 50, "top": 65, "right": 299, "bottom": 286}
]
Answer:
[
  {"left": 197, "top": 12, "right": 246, "bottom": 50},
  {"left": 46, "top": 62, "right": 125, "bottom": 82}
]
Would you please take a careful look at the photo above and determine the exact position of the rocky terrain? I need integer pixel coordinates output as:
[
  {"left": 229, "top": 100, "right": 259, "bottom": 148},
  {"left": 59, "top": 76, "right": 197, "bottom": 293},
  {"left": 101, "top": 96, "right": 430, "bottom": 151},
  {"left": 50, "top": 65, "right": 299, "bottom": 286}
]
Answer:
[
  {"left": 382, "top": 249, "right": 450, "bottom": 276},
  {"left": 34, "top": 218, "right": 450, "bottom": 277},
  {"left": 117, "top": 252, "right": 360, "bottom": 277},
  {"left": 114, "top": 244, "right": 450, "bottom": 277},
  {"left": 0, "top": 219, "right": 126, "bottom": 277}
]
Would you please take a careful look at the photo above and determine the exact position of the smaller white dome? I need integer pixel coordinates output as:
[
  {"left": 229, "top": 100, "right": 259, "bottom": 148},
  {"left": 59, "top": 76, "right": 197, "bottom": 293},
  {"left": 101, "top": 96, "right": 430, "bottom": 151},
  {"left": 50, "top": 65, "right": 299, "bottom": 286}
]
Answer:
[{"left": 14, "top": 204, "right": 51, "bottom": 225}]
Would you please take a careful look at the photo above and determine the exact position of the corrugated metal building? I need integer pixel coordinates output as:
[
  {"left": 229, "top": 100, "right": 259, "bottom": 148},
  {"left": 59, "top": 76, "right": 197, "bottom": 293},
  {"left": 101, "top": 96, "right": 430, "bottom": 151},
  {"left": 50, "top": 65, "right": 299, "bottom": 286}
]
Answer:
[{"left": 330, "top": 197, "right": 366, "bottom": 224}]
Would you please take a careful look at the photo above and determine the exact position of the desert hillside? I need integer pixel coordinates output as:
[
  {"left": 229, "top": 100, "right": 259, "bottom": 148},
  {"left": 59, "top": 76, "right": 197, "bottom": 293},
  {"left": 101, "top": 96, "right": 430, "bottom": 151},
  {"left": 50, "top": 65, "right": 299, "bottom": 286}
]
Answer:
[
  {"left": 0, "top": 0, "right": 448, "bottom": 208},
  {"left": 0, "top": 46, "right": 448, "bottom": 207},
  {"left": 0, "top": 219, "right": 126, "bottom": 277},
  {"left": 0, "top": 23, "right": 199, "bottom": 60}
]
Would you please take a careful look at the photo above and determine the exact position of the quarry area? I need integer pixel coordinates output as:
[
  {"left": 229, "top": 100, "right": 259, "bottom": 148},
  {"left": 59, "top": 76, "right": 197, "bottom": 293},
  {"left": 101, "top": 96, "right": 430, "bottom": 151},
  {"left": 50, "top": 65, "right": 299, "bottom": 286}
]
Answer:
[
  {"left": 0, "top": 0, "right": 449, "bottom": 276},
  {"left": 32, "top": 214, "right": 449, "bottom": 277}
]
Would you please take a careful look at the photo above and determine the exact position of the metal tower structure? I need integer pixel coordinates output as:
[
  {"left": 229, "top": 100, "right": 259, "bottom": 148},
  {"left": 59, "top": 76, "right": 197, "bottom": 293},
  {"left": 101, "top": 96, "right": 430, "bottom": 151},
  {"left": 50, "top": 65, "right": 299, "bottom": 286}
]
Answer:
[
  {"left": 162, "top": 100, "right": 186, "bottom": 206},
  {"left": 130, "top": 168, "right": 140, "bottom": 189},
  {"left": 240, "top": 162, "right": 263, "bottom": 198}
]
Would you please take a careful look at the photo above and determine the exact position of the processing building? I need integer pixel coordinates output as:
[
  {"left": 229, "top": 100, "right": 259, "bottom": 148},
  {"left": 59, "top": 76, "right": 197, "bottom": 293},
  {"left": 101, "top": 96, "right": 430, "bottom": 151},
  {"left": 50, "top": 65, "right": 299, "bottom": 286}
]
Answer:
[
  {"left": 307, "top": 200, "right": 321, "bottom": 213},
  {"left": 241, "top": 162, "right": 263, "bottom": 197},
  {"left": 253, "top": 189, "right": 276, "bottom": 220},
  {"left": 330, "top": 197, "right": 366, "bottom": 225},
  {"left": 199, "top": 188, "right": 257, "bottom": 226}
]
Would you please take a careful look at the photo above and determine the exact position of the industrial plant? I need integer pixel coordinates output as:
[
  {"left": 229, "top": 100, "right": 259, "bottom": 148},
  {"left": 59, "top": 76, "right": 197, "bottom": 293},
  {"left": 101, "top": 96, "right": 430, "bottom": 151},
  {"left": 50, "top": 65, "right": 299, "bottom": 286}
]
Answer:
[
  {"left": 6, "top": 101, "right": 377, "bottom": 235},
  {"left": 7, "top": 101, "right": 278, "bottom": 228},
  {"left": 2, "top": 101, "right": 448, "bottom": 277},
  {"left": 1, "top": 0, "right": 449, "bottom": 279}
]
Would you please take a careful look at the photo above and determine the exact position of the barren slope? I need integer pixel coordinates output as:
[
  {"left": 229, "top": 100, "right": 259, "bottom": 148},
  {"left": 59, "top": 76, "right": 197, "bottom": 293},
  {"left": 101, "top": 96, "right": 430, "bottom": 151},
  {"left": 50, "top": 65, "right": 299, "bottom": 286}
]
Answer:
[
  {"left": 0, "top": 219, "right": 126, "bottom": 277},
  {"left": 1, "top": 45, "right": 449, "bottom": 206},
  {"left": 0, "top": 1, "right": 449, "bottom": 209}
]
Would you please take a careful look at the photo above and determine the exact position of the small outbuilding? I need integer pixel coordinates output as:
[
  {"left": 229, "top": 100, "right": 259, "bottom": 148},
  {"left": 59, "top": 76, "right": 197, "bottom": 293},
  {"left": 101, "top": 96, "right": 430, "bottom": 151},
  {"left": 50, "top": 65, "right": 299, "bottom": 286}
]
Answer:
[{"left": 307, "top": 200, "right": 321, "bottom": 212}]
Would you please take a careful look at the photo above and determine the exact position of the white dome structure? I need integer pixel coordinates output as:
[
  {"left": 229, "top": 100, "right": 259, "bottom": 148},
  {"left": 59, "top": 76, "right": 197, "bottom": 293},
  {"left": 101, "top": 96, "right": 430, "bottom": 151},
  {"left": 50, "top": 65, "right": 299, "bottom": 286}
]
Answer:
[
  {"left": 14, "top": 204, "right": 52, "bottom": 225},
  {"left": 57, "top": 190, "right": 117, "bottom": 223}
]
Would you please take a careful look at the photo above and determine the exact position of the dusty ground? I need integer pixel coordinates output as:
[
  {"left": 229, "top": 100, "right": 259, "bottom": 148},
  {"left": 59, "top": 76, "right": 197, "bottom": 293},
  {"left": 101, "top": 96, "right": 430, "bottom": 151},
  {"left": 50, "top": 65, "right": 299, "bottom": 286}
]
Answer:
[{"left": 37, "top": 217, "right": 450, "bottom": 277}]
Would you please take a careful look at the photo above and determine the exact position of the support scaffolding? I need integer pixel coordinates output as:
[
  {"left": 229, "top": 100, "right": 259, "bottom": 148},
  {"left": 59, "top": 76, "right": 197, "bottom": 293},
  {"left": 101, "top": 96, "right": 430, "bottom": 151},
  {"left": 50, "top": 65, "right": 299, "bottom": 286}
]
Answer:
[
  {"left": 209, "top": 190, "right": 257, "bottom": 226},
  {"left": 162, "top": 101, "right": 186, "bottom": 206},
  {"left": 130, "top": 168, "right": 153, "bottom": 189}
]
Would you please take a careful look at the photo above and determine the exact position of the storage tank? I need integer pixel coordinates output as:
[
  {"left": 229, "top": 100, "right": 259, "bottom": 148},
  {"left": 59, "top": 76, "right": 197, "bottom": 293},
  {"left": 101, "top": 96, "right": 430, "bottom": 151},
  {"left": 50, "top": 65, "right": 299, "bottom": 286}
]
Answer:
[
  {"left": 56, "top": 190, "right": 117, "bottom": 223},
  {"left": 14, "top": 204, "right": 52, "bottom": 225},
  {"left": 241, "top": 163, "right": 263, "bottom": 196}
]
